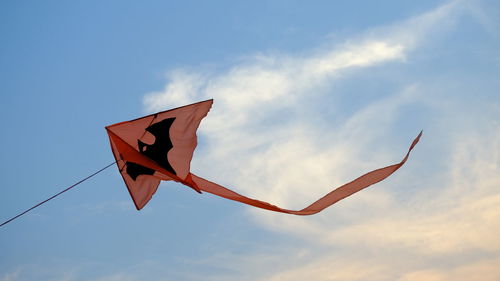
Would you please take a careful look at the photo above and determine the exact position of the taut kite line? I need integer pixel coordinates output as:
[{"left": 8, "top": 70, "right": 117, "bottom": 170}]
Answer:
[
  {"left": 1, "top": 99, "right": 421, "bottom": 227},
  {"left": 106, "top": 99, "right": 422, "bottom": 215}
]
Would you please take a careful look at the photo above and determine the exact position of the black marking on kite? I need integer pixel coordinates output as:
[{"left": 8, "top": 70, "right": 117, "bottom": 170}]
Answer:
[
  {"left": 126, "top": 117, "right": 177, "bottom": 180},
  {"left": 126, "top": 162, "right": 155, "bottom": 180}
]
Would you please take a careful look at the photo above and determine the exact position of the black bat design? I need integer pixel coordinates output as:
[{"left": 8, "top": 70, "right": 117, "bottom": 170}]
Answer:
[{"left": 126, "top": 117, "right": 177, "bottom": 180}]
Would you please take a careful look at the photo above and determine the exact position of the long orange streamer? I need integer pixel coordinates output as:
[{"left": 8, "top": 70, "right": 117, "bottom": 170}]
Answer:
[{"left": 187, "top": 131, "right": 422, "bottom": 215}]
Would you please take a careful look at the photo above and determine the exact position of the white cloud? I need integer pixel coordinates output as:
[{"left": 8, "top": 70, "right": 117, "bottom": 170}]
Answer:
[
  {"left": 140, "top": 0, "right": 500, "bottom": 280},
  {"left": 142, "top": 0, "right": 467, "bottom": 207},
  {"left": 140, "top": 0, "right": 479, "bottom": 223}
]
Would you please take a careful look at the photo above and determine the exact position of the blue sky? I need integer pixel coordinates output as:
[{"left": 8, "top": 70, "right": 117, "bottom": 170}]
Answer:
[{"left": 1, "top": 0, "right": 499, "bottom": 280}]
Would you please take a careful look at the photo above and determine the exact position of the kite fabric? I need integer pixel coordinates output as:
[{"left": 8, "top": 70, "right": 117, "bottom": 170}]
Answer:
[{"left": 106, "top": 99, "right": 422, "bottom": 215}]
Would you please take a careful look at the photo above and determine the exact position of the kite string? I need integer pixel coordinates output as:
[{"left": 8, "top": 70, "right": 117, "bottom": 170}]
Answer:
[{"left": 0, "top": 161, "right": 116, "bottom": 228}]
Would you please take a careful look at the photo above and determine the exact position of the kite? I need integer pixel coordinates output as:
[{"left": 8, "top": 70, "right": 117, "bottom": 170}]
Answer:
[
  {"left": 0, "top": 99, "right": 421, "bottom": 228},
  {"left": 106, "top": 99, "right": 422, "bottom": 215}
]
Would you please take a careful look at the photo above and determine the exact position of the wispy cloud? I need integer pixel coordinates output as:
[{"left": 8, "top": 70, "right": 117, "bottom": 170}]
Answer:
[
  {"left": 142, "top": 0, "right": 468, "bottom": 206},
  {"left": 140, "top": 0, "right": 500, "bottom": 280}
]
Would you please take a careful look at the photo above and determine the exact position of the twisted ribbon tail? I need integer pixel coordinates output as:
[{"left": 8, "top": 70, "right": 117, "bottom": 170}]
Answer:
[{"left": 188, "top": 131, "right": 422, "bottom": 215}]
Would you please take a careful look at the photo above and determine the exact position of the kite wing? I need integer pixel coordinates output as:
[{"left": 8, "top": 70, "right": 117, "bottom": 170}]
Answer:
[
  {"left": 106, "top": 99, "right": 422, "bottom": 214},
  {"left": 106, "top": 99, "right": 213, "bottom": 209}
]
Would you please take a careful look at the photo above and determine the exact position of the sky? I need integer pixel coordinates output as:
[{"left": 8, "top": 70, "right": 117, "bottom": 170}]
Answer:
[{"left": 1, "top": 0, "right": 499, "bottom": 280}]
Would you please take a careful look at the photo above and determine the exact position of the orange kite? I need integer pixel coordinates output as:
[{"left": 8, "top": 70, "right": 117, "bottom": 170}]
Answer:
[{"left": 106, "top": 99, "right": 422, "bottom": 215}]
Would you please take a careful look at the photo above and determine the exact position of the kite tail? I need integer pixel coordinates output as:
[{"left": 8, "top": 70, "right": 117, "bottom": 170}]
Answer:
[{"left": 189, "top": 131, "right": 422, "bottom": 215}]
